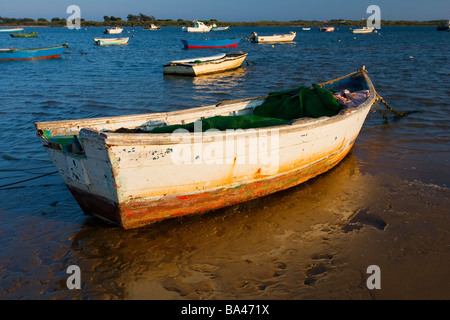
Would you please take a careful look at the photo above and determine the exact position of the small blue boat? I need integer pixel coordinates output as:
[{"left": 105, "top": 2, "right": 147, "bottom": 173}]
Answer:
[
  {"left": 181, "top": 38, "right": 240, "bottom": 49},
  {"left": 0, "top": 44, "right": 68, "bottom": 61}
]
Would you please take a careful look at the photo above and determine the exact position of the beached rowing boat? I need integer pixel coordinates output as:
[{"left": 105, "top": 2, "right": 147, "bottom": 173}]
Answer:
[
  {"left": 0, "top": 44, "right": 68, "bottom": 61},
  {"left": 35, "top": 66, "right": 376, "bottom": 229},
  {"left": 94, "top": 37, "right": 129, "bottom": 46},
  {"left": 163, "top": 52, "right": 248, "bottom": 76}
]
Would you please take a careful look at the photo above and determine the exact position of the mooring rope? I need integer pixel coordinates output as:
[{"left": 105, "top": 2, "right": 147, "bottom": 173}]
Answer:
[
  {"left": 373, "top": 92, "right": 411, "bottom": 123},
  {"left": 245, "top": 58, "right": 256, "bottom": 66},
  {"left": 0, "top": 171, "right": 58, "bottom": 189}
]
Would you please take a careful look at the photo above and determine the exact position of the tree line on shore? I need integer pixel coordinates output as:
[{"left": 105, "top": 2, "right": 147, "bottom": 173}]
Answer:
[{"left": 0, "top": 14, "right": 446, "bottom": 28}]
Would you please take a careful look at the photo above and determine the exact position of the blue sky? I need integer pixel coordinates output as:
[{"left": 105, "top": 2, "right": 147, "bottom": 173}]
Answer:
[{"left": 1, "top": 0, "right": 449, "bottom": 21}]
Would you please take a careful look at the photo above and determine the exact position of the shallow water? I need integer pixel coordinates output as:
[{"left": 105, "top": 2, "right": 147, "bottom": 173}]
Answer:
[{"left": 0, "top": 26, "right": 449, "bottom": 300}]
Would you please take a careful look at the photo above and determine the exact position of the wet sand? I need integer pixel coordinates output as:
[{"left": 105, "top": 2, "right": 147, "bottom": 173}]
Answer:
[
  {"left": 3, "top": 152, "right": 448, "bottom": 300},
  {"left": 123, "top": 153, "right": 450, "bottom": 300}
]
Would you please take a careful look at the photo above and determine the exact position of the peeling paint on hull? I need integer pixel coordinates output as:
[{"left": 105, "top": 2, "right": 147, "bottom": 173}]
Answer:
[
  {"left": 68, "top": 142, "right": 354, "bottom": 229},
  {"left": 36, "top": 67, "right": 376, "bottom": 230}
]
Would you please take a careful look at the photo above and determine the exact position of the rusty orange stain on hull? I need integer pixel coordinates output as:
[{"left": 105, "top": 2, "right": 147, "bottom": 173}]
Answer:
[
  {"left": 176, "top": 193, "right": 206, "bottom": 201},
  {"left": 67, "top": 142, "right": 355, "bottom": 229}
]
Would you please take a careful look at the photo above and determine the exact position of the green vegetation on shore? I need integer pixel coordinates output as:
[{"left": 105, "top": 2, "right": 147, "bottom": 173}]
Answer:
[{"left": 0, "top": 14, "right": 447, "bottom": 28}]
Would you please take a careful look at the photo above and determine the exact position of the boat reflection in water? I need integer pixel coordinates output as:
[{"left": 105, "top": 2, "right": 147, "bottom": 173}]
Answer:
[{"left": 64, "top": 151, "right": 380, "bottom": 300}]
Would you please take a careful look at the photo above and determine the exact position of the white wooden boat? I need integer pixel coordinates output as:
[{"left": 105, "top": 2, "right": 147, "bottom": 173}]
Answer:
[
  {"left": 104, "top": 27, "right": 123, "bottom": 34},
  {"left": 352, "top": 27, "right": 374, "bottom": 34},
  {"left": 0, "top": 27, "right": 24, "bottom": 33},
  {"left": 182, "top": 20, "right": 212, "bottom": 32},
  {"left": 35, "top": 67, "right": 376, "bottom": 229},
  {"left": 302, "top": 27, "right": 311, "bottom": 31},
  {"left": 143, "top": 24, "right": 161, "bottom": 30},
  {"left": 163, "top": 52, "right": 248, "bottom": 76},
  {"left": 94, "top": 37, "right": 129, "bottom": 46},
  {"left": 247, "top": 31, "right": 296, "bottom": 43}
]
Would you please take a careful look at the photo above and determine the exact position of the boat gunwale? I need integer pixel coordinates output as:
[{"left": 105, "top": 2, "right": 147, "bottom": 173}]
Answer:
[
  {"left": 1, "top": 43, "right": 68, "bottom": 53},
  {"left": 163, "top": 53, "right": 227, "bottom": 65},
  {"left": 36, "top": 67, "right": 375, "bottom": 146},
  {"left": 163, "top": 52, "right": 248, "bottom": 67},
  {"left": 93, "top": 37, "right": 129, "bottom": 41}
]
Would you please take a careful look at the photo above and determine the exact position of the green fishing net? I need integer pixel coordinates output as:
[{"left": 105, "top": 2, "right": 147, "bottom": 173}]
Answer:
[{"left": 116, "top": 84, "right": 343, "bottom": 133}]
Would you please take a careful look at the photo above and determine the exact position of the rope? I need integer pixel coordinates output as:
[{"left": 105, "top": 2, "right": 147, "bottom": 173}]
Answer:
[
  {"left": 375, "top": 92, "right": 409, "bottom": 117},
  {"left": 373, "top": 91, "right": 412, "bottom": 123},
  {"left": 0, "top": 171, "right": 58, "bottom": 189},
  {"left": 245, "top": 58, "right": 256, "bottom": 66}
]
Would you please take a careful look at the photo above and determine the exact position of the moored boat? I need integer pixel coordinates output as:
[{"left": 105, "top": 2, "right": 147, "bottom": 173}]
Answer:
[
  {"left": 143, "top": 24, "right": 161, "bottom": 30},
  {"left": 247, "top": 31, "right": 296, "bottom": 43},
  {"left": 163, "top": 52, "right": 248, "bottom": 76},
  {"left": 0, "top": 27, "right": 23, "bottom": 33},
  {"left": 35, "top": 67, "right": 377, "bottom": 229},
  {"left": 352, "top": 27, "right": 374, "bottom": 34},
  {"left": 182, "top": 20, "right": 212, "bottom": 32},
  {"left": 0, "top": 43, "right": 68, "bottom": 61},
  {"left": 437, "top": 20, "right": 449, "bottom": 31},
  {"left": 10, "top": 32, "right": 38, "bottom": 38},
  {"left": 181, "top": 38, "right": 240, "bottom": 49},
  {"left": 94, "top": 37, "right": 129, "bottom": 46},
  {"left": 104, "top": 27, "right": 123, "bottom": 34},
  {"left": 212, "top": 24, "right": 229, "bottom": 31},
  {"left": 319, "top": 26, "right": 335, "bottom": 32}
]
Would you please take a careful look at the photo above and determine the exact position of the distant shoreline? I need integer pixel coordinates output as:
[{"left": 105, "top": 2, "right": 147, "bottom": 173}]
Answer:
[
  {"left": 0, "top": 18, "right": 447, "bottom": 28},
  {"left": 1, "top": 25, "right": 443, "bottom": 29}
]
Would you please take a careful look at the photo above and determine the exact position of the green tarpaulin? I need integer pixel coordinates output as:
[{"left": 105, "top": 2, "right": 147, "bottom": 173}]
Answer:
[
  {"left": 148, "top": 115, "right": 289, "bottom": 133},
  {"left": 116, "top": 84, "right": 344, "bottom": 134},
  {"left": 253, "top": 84, "right": 343, "bottom": 120}
]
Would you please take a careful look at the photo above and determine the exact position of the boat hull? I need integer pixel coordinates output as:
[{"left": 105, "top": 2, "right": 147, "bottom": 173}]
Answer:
[
  {"left": 212, "top": 27, "right": 229, "bottom": 31},
  {"left": 181, "top": 39, "right": 240, "bottom": 49},
  {"left": 104, "top": 28, "right": 123, "bottom": 34},
  {"left": 10, "top": 32, "right": 38, "bottom": 38},
  {"left": 66, "top": 141, "right": 356, "bottom": 229},
  {"left": 0, "top": 44, "right": 68, "bottom": 61},
  {"left": 163, "top": 53, "right": 248, "bottom": 76},
  {"left": 36, "top": 68, "right": 375, "bottom": 229},
  {"left": 182, "top": 28, "right": 211, "bottom": 32},
  {"left": 352, "top": 27, "right": 374, "bottom": 34},
  {"left": 0, "top": 28, "right": 23, "bottom": 33},
  {"left": 254, "top": 33, "right": 296, "bottom": 43},
  {"left": 94, "top": 37, "right": 129, "bottom": 46},
  {"left": 320, "top": 27, "right": 335, "bottom": 32}
]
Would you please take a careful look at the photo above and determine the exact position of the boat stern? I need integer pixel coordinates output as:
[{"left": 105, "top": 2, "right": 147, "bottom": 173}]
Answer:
[{"left": 35, "top": 125, "right": 124, "bottom": 226}]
